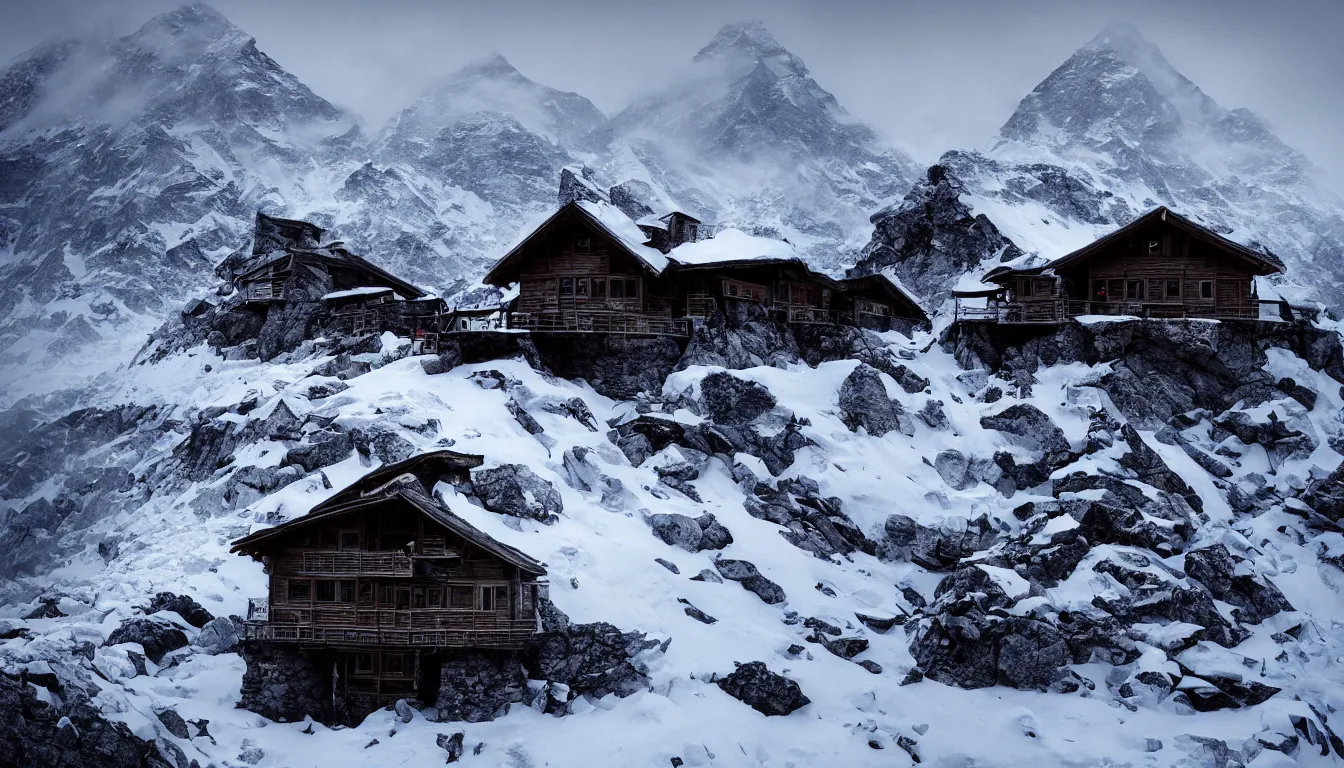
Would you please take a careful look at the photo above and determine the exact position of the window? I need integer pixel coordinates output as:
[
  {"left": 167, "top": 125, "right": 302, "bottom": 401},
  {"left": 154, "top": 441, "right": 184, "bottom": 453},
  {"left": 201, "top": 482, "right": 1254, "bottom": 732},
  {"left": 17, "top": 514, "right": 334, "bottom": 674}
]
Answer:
[
  {"left": 358, "top": 582, "right": 374, "bottom": 605},
  {"left": 320, "top": 529, "right": 338, "bottom": 548},
  {"left": 380, "top": 585, "right": 395, "bottom": 606},
  {"left": 450, "top": 586, "right": 474, "bottom": 609},
  {"left": 1200, "top": 280, "right": 1213, "bottom": 299},
  {"left": 576, "top": 278, "right": 589, "bottom": 297},
  {"left": 592, "top": 278, "right": 606, "bottom": 298},
  {"left": 610, "top": 278, "right": 637, "bottom": 299},
  {"left": 559, "top": 278, "right": 574, "bottom": 297},
  {"left": 412, "top": 587, "right": 426, "bottom": 609},
  {"left": 354, "top": 653, "right": 375, "bottom": 674},
  {"left": 1148, "top": 240, "right": 1161, "bottom": 254},
  {"left": 1019, "top": 279, "right": 1033, "bottom": 298},
  {"left": 427, "top": 588, "right": 442, "bottom": 609},
  {"left": 1127, "top": 280, "right": 1145, "bottom": 300},
  {"left": 287, "top": 580, "right": 311, "bottom": 602},
  {"left": 395, "top": 587, "right": 410, "bottom": 610},
  {"left": 479, "top": 586, "right": 495, "bottom": 611},
  {"left": 339, "top": 531, "right": 359, "bottom": 550},
  {"left": 1166, "top": 279, "right": 1181, "bottom": 298},
  {"left": 1092, "top": 281, "right": 1107, "bottom": 301},
  {"left": 575, "top": 238, "right": 591, "bottom": 254},
  {"left": 382, "top": 654, "right": 404, "bottom": 676},
  {"left": 315, "top": 580, "right": 337, "bottom": 602},
  {"left": 339, "top": 581, "right": 355, "bottom": 603}
]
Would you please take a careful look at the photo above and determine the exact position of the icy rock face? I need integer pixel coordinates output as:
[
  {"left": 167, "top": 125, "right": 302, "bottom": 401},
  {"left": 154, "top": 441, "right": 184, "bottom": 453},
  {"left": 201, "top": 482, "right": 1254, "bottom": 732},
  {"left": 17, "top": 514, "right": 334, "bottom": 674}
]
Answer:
[
  {"left": 597, "top": 21, "right": 920, "bottom": 270},
  {"left": 470, "top": 464, "right": 564, "bottom": 522},
  {"left": 852, "top": 164, "right": 1026, "bottom": 302}
]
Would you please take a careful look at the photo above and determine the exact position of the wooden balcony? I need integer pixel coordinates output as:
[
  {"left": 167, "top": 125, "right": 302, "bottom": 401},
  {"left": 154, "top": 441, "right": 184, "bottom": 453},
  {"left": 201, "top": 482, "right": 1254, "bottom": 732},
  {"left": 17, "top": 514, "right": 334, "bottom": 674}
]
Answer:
[
  {"left": 278, "top": 550, "right": 417, "bottom": 577},
  {"left": 244, "top": 603, "right": 541, "bottom": 649},
  {"left": 509, "top": 310, "right": 690, "bottom": 337},
  {"left": 954, "top": 298, "right": 1264, "bottom": 325}
]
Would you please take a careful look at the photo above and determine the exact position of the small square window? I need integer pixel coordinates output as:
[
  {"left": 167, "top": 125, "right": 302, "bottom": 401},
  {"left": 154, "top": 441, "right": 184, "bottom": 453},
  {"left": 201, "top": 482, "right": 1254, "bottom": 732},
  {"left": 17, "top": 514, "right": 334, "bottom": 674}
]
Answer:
[
  {"left": 1200, "top": 281, "right": 1213, "bottom": 299},
  {"left": 576, "top": 279, "right": 589, "bottom": 297},
  {"left": 315, "top": 580, "right": 337, "bottom": 602},
  {"left": 382, "top": 654, "right": 404, "bottom": 675},
  {"left": 339, "top": 581, "right": 355, "bottom": 603},
  {"left": 450, "top": 586, "right": 474, "bottom": 609},
  {"left": 592, "top": 278, "right": 606, "bottom": 298},
  {"left": 288, "top": 580, "right": 312, "bottom": 602},
  {"left": 339, "top": 531, "right": 359, "bottom": 550},
  {"left": 559, "top": 278, "right": 574, "bottom": 297},
  {"left": 1166, "top": 280, "right": 1181, "bottom": 298},
  {"left": 609, "top": 279, "right": 626, "bottom": 299},
  {"left": 575, "top": 238, "right": 591, "bottom": 254},
  {"left": 1127, "top": 280, "right": 1145, "bottom": 299},
  {"left": 354, "top": 653, "right": 375, "bottom": 674},
  {"left": 358, "top": 582, "right": 374, "bottom": 605},
  {"left": 1148, "top": 240, "right": 1161, "bottom": 254}
]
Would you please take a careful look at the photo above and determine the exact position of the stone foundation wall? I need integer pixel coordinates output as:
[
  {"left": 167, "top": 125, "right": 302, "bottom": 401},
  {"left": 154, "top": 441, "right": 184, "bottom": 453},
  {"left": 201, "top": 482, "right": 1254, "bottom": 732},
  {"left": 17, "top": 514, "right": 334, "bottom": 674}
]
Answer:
[
  {"left": 530, "top": 334, "right": 684, "bottom": 399},
  {"left": 431, "top": 651, "right": 527, "bottom": 723},
  {"left": 238, "top": 642, "right": 330, "bottom": 724}
]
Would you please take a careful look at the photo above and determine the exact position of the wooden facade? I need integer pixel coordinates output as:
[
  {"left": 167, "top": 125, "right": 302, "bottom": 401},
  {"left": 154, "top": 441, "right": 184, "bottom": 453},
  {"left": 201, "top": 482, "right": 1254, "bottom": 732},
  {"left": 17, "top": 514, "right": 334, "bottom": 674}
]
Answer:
[
  {"left": 955, "top": 207, "right": 1284, "bottom": 325},
  {"left": 483, "top": 201, "right": 929, "bottom": 337},
  {"left": 232, "top": 451, "right": 547, "bottom": 718}
]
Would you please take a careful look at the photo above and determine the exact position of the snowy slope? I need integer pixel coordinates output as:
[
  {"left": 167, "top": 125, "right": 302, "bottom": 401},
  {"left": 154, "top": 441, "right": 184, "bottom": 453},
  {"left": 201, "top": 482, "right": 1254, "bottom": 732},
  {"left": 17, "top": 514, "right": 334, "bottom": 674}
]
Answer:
[{"left": 4, "top": 315, "right": 1344, "bottom": 766}]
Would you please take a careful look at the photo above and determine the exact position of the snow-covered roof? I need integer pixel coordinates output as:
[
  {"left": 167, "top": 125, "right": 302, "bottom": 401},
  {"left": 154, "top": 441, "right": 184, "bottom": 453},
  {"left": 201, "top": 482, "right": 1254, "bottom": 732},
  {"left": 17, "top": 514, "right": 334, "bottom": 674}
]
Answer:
[
  {"left": 635, "top": 213, "right": 671, "bottom": 230},
  {"left": 574, "top": 200, "right": 670, "bottom": 273},
  {"left": 484, "top": 200, "right": 670, "bottom": 285},
  {"left": 667, "top": 228, "right": 797, "bottom": 266},
  {"left": 322, "top": 286, "right": 397, "bottom": 301},
  {"left": 864, "top": 271, "right": 928, "bottom": 314}
]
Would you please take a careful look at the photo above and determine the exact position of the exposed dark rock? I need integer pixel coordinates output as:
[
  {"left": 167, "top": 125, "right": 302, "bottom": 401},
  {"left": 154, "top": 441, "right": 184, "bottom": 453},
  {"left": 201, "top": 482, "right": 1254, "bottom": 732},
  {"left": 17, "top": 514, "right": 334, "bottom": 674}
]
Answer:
[
  {"left": 0, "top": 671, "right": 175, "bottom": 768},
  {"left": 698, "top": 372, "right": 777, "bottom": 426},
  {"left": 655, "top": 558, "right": 680, "bottom": 574},
  {"left": 649, "top": 513, "right": 706, "bottom": 552},
  {"left": 911, "top": 611, "right": 1072, "bottom": 691},
  {"left": 1276, "top": 377, "right": 1318, "bottom": 410},
  {"left": 193, "top": 616, "right": 242, "bottom": 655},
  {"left": 239, "top": 643, "right": 328, "bottom": 723},
  {"left": 851, "top": 163, "right": 1025, "bottom": 303},
  {"left": 106, "top": 619, "right": 189, "bottom": 664},
  {"left": 838, "top": 364, "right": 911, "bottom": 437},
  {"left": 715, "top": 558, "right": 786, "bottom": 604},
  {"left": 1303, "top": 462, "right": 1344, "bottom": 523},
  {"left": 433, "top": 652, "right": 526, "bottom": 723},
  {"left": 529, "top": 620, "right": 658, "bottom": 705},
  {"left": 745, "top": 476, "right": 874, "bottom": 559},
  {"left": 437, "top": 732, "right": 465, "bottom": 763},
  {"left": 283, "top": 429, "right": 354, "bottom": 474},
  {"left": 919, "top": 399, "right": 950, "bottom": 430},
  {"left": 24, "top": 598, "right": 65, "bottom": 620},
  {"left": 980, "top": 404, "right": 1071, "bottom": 467},
  {"left": 678, "top": 598, "right": 718, "bottom": 625},
  {"left": 817, "top": 636, "right": 869, "bottom": 660},
  {"left": 471, "top": 464, "right": 563, "bottom": 522},
  {"left": 690, "top": 569, "right": 722, "bottom": 584},
  {"left": 1184, "top": 544, "right": 1293, "bottom": 624},
  {"left": 696, "top": 513, "right": 734, "bottom": 550},
  {"left": 146, "top": 592, "right": 214, "bottom": 629},
  {"left": 715, "top": 662, "right": 810, "bottom": 716},
  {"left": 531, "top": 334, "right": 682, "bottom": 400},
  {"left": 1102, "top": 587, "right": 1249, "bottom": 649},
  {"left": 155, "top": 708, "right": 190, "bottom": 740},
  {"left": 676, "top": 304, "right": 801, "bottom": 370},
  {"left": 878, "top": 513, "right": 998, "bottom": 571}
]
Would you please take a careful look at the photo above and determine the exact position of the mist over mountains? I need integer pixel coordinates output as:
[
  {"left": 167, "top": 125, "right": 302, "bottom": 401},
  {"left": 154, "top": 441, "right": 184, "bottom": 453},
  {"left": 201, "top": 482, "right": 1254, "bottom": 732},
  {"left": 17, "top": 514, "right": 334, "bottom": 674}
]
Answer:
[{"left": 0, "top": 4, "right": 1340, "bottom": 400}]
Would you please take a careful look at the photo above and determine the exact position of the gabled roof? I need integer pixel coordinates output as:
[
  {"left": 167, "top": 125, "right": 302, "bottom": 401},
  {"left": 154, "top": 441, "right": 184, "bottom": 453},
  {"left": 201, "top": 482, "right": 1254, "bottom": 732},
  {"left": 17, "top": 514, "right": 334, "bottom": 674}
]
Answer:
[
  {"left": 229, "top": 451, "right": 544, "bottom": 576},
  {"left": 235, "top": 246, "right": 428, "bottom": 301},
  {"left": 837, "top": 272, "right": 929, "bottom": 321},
  {"left": 636, "top": 210, "right": 702, "bottom": 230},
  {"left": 484, "top": 200, "right": 670, "bottom": 286},
  {"left": 986, "top": 207, "right": 1284, "bottom": 283}
]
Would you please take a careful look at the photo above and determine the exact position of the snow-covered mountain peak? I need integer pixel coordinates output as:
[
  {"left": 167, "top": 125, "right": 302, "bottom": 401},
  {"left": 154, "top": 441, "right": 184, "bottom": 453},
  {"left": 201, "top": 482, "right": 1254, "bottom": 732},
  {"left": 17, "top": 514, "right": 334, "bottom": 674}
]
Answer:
[
  {"left": 693, "top": 21, "right": 801, "bottom": 70},
  {"left": 122, "top": 3, "right": 249, "bottom": 56}
]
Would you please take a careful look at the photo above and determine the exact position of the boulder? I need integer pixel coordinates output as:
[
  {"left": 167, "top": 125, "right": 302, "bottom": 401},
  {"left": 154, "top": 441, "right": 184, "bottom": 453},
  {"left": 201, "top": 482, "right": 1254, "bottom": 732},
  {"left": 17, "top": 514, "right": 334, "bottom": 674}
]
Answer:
[
  {"left": 980, "top": 404, "right": 1071, "bottom": 467},
  {"left": 934, "top": 450, "right": 971, "bottom": 490},
  {"left": 471, "top": 465, "right": 563, "bottom": 522},
  {"left": 715, "top": 662, "right": 809, "bottom": 716},
  {"left": 284, "top": 429, "right": 354, "bottom": 473},
  {"left": 530, "top": 620, "right": 658, "bottom": 705},
  {"left": 193, "top": 616, "right": 241, "bottom": 655},
  {"left": 1183, "top": 545, "right": 1293, "bottom": 624},
  {"left": 648, "top": 513, "right": 705, "bottom": 552},
  {"left": 433, "top": 652, "right": 526, "bottom": 722},
  {"left": 695, "top": 513, "right": 734, "bottom": 551},
  {"left": 838, "top": 364, "right": 909, "bottom": 437},
  {"left": 878, "top": 514, "right": 998, "bottom": 571},
  {"left": 715, "top": 559, "right": 786, "bottom": 604},
  {"left": 437, "top": 732, "right": 466, "bottom": 763},
  {"left": 677, "top": 304, "right": 802, "bottom": 370},
  {"left": 698, "top": 372, "right": 777, "bottom": 426},
  {"left": 106, "top": 618, "right": 188, "bottom": 664}
]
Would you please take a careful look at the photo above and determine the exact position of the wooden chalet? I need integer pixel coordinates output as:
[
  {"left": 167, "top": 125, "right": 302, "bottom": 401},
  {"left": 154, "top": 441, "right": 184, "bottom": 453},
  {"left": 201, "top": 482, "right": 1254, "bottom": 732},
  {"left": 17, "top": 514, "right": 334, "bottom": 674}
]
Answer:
[
  {"left": 232, "top": 451, "right": 546, "bottom": 720},
  {"left": 481, "top": 200, "right": 928, "bottom": 337},
  {"left": 231, "top": 213, "right": 444, "bottom": 336},
  {"left": 954, "top": 207, "right": 1284, "bottom": 325}
]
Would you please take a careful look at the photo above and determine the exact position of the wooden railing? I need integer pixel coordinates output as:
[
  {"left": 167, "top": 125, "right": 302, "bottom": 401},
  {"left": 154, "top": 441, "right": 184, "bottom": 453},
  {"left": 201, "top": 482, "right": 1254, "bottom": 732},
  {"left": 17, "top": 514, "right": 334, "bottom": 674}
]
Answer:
[
  {"left": 244, "top": 603, "right": 540, "bottom": 649},
  {"left": 279, "top": 551, "right": 417, "bottom": 577},
  {"left": 1066, "top": 301, "right": 1260, "bottom": 320},
  {"left": 784, "top": 305, "right": 837, "bottom": 325},
  {"left": 245, "top": 281, "right": 284, "bottom": 302},
  {"left": 508, "top": 311, "right": 690, "bottom": 337}
]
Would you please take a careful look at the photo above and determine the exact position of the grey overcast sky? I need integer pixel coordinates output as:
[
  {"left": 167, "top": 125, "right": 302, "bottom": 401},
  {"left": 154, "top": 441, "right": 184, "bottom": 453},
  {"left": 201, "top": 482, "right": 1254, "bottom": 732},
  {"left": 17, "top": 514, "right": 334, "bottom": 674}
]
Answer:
[{"left": 2, "top": 0, "right": 1342, "bottom": 189}]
